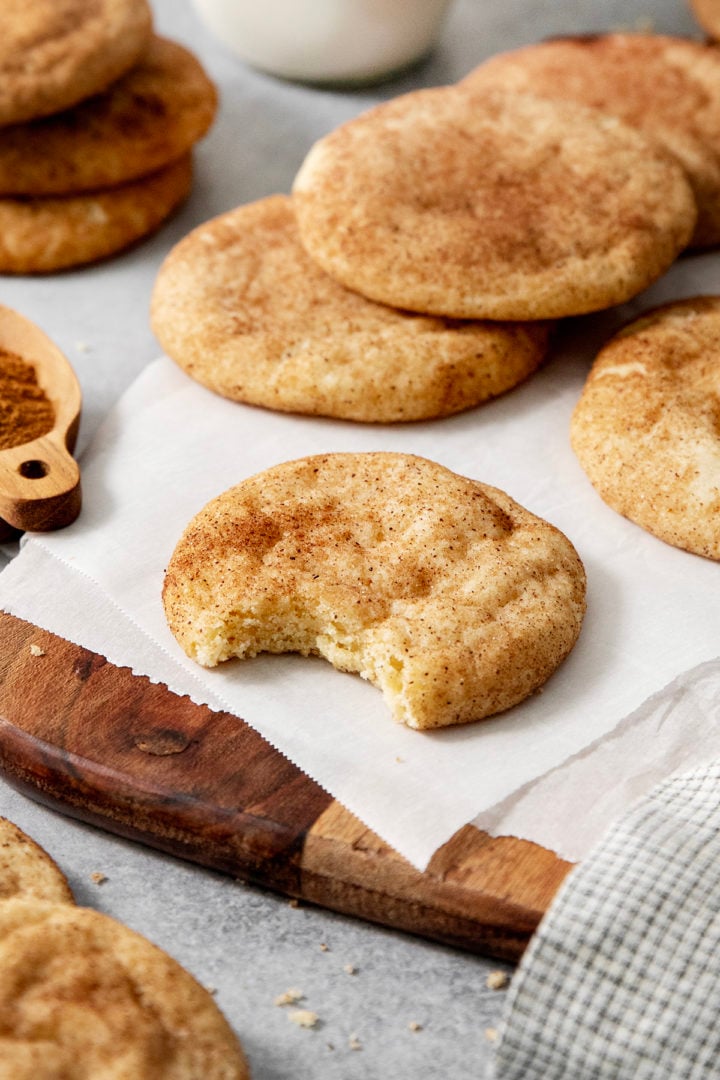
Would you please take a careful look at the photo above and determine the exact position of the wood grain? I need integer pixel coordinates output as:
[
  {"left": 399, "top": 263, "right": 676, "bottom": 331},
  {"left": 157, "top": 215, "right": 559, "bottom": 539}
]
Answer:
[{"left": 0, "top": 612, "right": 572, "bottom": 960}]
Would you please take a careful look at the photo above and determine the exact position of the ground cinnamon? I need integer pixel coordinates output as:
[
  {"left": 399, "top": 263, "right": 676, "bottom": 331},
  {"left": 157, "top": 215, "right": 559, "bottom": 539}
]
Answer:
[{"left": 0, "top": 348, "right": 54, "bottom": 450}]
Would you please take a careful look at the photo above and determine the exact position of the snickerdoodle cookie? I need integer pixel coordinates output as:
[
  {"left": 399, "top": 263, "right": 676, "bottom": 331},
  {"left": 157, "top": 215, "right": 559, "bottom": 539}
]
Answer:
[
  {"left": 292, "top": 86, "right": 696, "bottom": 321},
  {"left": 151, "top": 195, "right": 551, "bottom": 422},
  {"left": 0, "top": 817, "right": 74, "bottom": 904},
  {"left": 0, "top": 899, "right": 249, "bottom": 1079},
  {"left": 462, "top": 33, "right": 720, "bottom": 247},
  {"left": 570, "top": 296, "right": 720, "bottom": 560},
  {"left": 163, "top": 452, "right": 586, "bottom": 730},
  {"left": 690, "top": 0, "right": 720, "bottom": 39},
  {"left": 0, "top": 37, "right": 217, "bottom": 195},
  {"left": 0, "top": 154, "right": 192, "bottom": 274},
  {"left": 0, "top": 0, "right": 153, "bottom": 126}
]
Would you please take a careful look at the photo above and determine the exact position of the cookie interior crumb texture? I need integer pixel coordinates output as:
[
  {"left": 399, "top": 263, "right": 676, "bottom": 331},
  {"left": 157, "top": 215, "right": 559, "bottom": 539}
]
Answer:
[
  {"left": 163, "top": 452, "right": 587, "bottom": 730},
  {"left": 486, "top": 969, "right": 510, "bottom": 990},
  {"left": 274, "top": 988, "right": 304, "bottom": 1006},
  {"left": 289, "top": 1009, "right": 319, "bottom": 1029}
]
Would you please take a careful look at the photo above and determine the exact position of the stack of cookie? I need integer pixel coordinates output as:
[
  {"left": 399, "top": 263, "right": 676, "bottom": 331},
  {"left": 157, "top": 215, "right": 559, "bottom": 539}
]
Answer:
[
  {"left": 0, "top": 815, "right": 250, "bottom": 1077},
  {"left": 0, "top": 0, "right": 217, "bottom": 274},
  {"left": 291, "top": 84, "right": 696, "bottom": 320}
]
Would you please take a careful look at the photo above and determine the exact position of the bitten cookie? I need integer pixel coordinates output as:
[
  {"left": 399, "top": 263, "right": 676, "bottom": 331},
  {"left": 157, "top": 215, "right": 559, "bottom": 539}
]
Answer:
[
  {"left": 461, "top": 33, "right": 720, "bottom": 248},
  {"left": 151, "top": 195, "right": 551, "bottom": 423},
  {"left": 0, "top": 899, "right": 249, "bottom": 1079},
  {"left": 0, "top": 0, "right": 153, "bottom": 126},
  {"left": 0, "top": 37, "right": 217, "bottom": 196},
  {"left": 0, "top": 154, "right": 192, "bottom": 274},
  {"left": 292, "top": 85, "right": 696, "bottom": 320},
  {"left": 0, "top": 817, "right": 74, "bottom": 904},
  {"left": 163, "top": 452, "right": 586, "bottom": 730},
  {"left": 570, "top": 296, "right": 720, "bottom": 560}
]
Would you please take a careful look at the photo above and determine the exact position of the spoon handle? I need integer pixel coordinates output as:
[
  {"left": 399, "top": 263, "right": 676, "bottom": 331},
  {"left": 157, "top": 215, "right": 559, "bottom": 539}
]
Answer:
[{"left": 0, "top": 424, "right": 81, "bottom": 533}]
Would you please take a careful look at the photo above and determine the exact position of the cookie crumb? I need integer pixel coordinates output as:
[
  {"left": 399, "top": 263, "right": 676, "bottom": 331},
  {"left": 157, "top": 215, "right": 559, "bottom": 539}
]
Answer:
[
  {"left": 348, "top": 1033, "right": 362, "bottom": 1051},
  {"left": 319, "top": 942, "right": 329, "bottom": 952},
  {"left": 485, "top": 1027, "right": 499, "bottom": 1043},
  {"left": 274, "top": 988, "right": 304, "bottom": 1007},
  {"left": 486, "top": 970, "right": 509, "bottom": 991},
  {"left": 395, "top": 756, "right": 405, "bottom": 763},
  {"left": 206, "top": 985, "right": 218, "bottom": 996},
  {"left": 29, "top": 643, "right": 45, "bottom": 657},
  {"left": 288, "top": 898, "right": 300, "bottom": 909},
  {"left": 343, "top": 963, "right": 358, "bottom": 975},
  {"left": 288, "top": 1009, "right": 319, "bottom": 1029},
  {"left": 408, "top": 1021, "right": 423, "bottom": 1032},
  {"left": 90, "top": 871, "right": 107, "bottom": 885}
]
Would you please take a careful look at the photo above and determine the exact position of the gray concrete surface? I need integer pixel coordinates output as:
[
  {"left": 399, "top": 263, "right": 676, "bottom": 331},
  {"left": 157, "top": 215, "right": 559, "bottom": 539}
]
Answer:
[{"left": 0, "top": 0, "right": 701, "bottom": 1075}]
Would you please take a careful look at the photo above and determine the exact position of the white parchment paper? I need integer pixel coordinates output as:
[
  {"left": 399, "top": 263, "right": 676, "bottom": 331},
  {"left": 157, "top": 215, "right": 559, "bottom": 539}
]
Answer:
[{"left": 1, "top": 250, "right": 718, "bottom": 870}]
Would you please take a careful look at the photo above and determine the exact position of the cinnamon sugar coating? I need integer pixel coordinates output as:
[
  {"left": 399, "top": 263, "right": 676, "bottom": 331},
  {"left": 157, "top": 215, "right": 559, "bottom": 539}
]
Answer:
[
  {"left": 163, "top": 452, "right": 586, "bottom": 730},
  {"left": 571, "top": 296, "right": 720, "bottom": 560},
  {"left": 152, "top": 195, "right": 551, "bottom": 423},
  {"left": 292, "top": 85, "right": 696, "bottom": 320}
]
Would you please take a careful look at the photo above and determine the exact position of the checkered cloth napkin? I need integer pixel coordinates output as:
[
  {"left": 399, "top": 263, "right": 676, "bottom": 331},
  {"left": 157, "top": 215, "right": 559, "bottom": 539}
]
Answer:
[{"left": 489, "top": 759, "right": 720, "bottom": 1079}]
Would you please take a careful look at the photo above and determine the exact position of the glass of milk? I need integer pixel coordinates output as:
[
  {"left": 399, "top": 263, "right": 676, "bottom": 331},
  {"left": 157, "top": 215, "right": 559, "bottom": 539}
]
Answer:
[{"left": 190, "top": 0, "right": 455, "bottom": 85}]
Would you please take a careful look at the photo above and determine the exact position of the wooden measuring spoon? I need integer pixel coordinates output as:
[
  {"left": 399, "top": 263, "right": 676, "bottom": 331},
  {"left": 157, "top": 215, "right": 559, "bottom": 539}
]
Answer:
[{"left": 0, "top": 305, "right": 81, "bottom": 539}]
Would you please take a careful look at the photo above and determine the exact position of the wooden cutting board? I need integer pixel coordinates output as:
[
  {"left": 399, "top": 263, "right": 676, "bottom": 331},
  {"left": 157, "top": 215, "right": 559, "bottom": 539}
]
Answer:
[{"left": 0, "top": 611, "right": 572, "bottom": 961}]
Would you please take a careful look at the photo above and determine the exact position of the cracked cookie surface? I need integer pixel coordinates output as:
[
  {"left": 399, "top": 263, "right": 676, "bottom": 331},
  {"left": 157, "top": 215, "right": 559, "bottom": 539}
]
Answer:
[
  {"left": 571, "top": 296, "right": 720, "bottom": 560},
  {"left": 0, "top": 0, "right": 153, "bottom": 126},
  {"left": 0, "top": 36, "right": 216, "bottom": 195},
  {"left": 0, "top": 899, "right": 249, "bottom": 1079},
  {"left": 0, "top": 154, "right": 192, "bottom": 274},
  {"left": 462, "top": 33, "right": 720, "bottom": 248},
  {"left": 0, "top": 818, "right": 73, "bottom": 905},
  {"left": 152, "top": 195, "right": 551, "bottom": 423},
  {"left": 163, "top": 452, "right": 586, "bottom": 729},
  {"left": 292, "top": 85, "right": 696, "bottom": 320}
]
